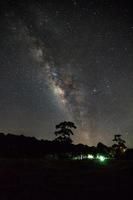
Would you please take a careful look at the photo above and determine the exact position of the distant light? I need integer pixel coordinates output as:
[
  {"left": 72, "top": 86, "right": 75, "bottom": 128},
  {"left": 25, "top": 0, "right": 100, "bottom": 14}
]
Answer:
[
  {"left": 88, "top": 154, "right": 94, "bottom": 159},
  {"left": 97, "top": 155, "right": 106, "bottom": 162},
  {"left": 80, "top": 155, "right": 83, "bottom": 160}
]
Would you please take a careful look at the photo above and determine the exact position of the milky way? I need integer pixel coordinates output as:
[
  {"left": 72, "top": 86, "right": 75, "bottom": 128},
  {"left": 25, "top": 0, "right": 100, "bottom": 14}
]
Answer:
[
  {"left": 0, "top": 0, "right": 133, "bottom": 146},
  {"left": 29, "top": 33, "right": 89, "bottom": 139}
]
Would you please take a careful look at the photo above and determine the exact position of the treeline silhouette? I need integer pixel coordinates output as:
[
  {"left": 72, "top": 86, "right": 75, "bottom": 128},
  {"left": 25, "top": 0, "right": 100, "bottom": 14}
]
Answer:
[
  {"left": 0, "top": 132, "right": 132, "bottom": 159},
  {"left": 0, "top": 132, "right": 93, "bottom": 158}
]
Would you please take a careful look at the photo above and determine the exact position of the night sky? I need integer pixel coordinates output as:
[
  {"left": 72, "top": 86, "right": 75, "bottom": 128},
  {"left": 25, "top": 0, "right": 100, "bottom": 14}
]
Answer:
[{"left": 0, "top": 0, "right": 133, "bottom": 147}]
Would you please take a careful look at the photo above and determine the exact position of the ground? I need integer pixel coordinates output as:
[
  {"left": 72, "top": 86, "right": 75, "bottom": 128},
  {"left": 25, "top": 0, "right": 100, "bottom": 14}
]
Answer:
[{"left": 0, "top": 158, "right": 132, "bottom": 200}]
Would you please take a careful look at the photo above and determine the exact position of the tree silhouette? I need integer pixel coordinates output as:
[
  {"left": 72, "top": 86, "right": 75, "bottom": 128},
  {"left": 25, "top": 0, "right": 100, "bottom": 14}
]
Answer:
[
  {"left": 54, "top": 121, "right": 77, "bottom": 144},
  {"left": 112, "top": 134, "right": 127, "bottom": 158},
  {"left": 97, "top": 142, "right": 110, "bottom": 156}
]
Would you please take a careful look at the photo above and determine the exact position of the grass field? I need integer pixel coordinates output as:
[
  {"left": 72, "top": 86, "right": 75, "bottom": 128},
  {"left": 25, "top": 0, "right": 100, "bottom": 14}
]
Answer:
[{"left": 0, "top": 158, "right": 132, "bottom": 200}]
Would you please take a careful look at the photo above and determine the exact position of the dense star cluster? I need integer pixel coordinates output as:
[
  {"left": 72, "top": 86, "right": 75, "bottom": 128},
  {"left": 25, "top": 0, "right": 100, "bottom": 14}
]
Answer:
[{"left": 0, "top": 0, "right": 133, "bottom": 146}]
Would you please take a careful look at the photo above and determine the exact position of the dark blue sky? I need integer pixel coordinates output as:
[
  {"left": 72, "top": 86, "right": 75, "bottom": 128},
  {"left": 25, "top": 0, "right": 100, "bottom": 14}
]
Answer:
[{"left": 0, "top": 0, "right": 133, "bottom": 147}]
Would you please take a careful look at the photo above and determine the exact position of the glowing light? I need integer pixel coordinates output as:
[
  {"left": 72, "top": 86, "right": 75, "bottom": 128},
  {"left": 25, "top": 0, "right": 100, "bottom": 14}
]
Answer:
[
  {"left": 87, "top": 154, "right": 94, "bottom": 159},
  {"left": 97, "top": 155, "right": 106, "bottom": 162}
]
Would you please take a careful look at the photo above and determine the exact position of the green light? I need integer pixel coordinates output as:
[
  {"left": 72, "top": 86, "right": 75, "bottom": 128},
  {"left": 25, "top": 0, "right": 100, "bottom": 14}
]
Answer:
[
  {"left": 99, "top": 156, "right": 105, "bottom": 162},
  {"left": 87, "top": 154, "right": 94, "bottom": 159},
  {"left": 97, "top": 155, "right": 106, "bottom": 162}
]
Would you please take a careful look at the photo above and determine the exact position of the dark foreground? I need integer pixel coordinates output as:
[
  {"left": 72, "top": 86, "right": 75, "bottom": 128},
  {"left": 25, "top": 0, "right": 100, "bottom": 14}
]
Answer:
[{"left": 0, "top": 158, "right": 132, "bottom": 200}]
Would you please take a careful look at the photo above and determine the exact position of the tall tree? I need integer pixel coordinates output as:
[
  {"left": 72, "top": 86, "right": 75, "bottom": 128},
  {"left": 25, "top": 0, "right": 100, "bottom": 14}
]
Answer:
[
  {"left": 54, "top": 121, "right": 77, "bottom": 144},
  {"left": 112, "top": 134, "right": 127, "bottom": 158}
]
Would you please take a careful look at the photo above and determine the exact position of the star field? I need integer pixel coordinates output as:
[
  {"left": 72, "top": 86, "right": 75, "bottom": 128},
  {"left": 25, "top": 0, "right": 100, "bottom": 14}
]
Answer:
[{"left": 0, "top": 0, "right": 133, "bottom": 147}]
